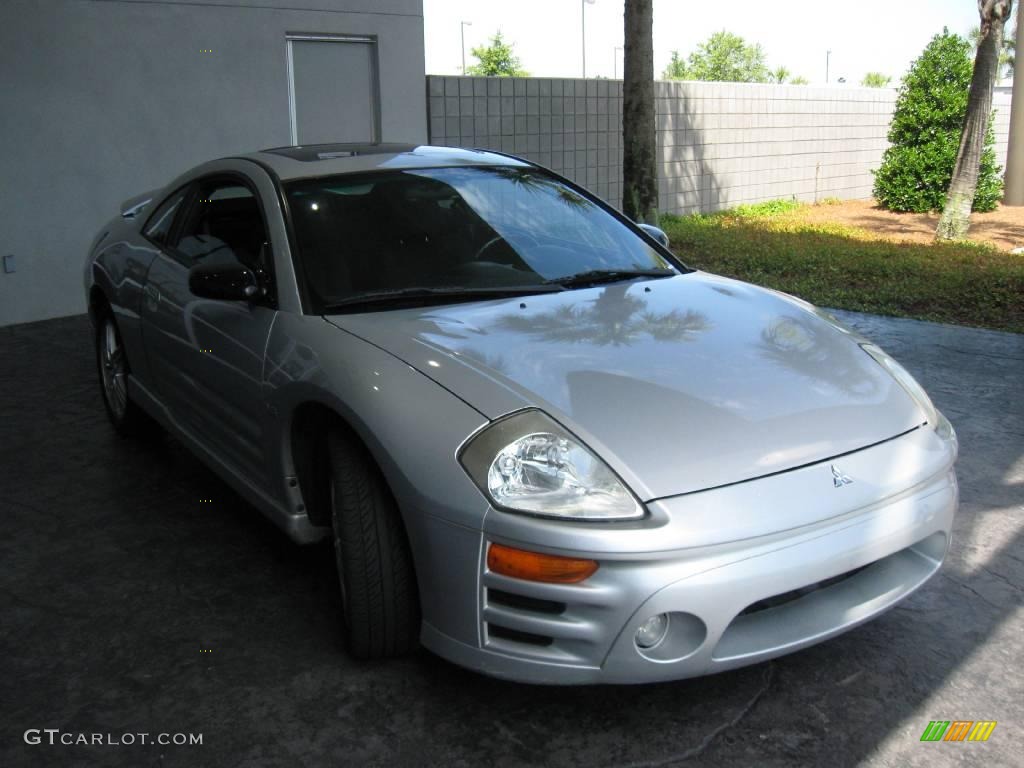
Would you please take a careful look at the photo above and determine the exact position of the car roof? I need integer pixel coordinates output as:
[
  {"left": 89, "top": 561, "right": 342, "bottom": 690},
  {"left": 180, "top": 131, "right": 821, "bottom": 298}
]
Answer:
[{"left": 239, "top": 143, "right": 531, "bottom": 181}]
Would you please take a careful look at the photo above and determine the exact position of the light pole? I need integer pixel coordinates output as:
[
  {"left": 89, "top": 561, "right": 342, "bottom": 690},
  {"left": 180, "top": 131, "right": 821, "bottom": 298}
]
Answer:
[
  {"left": 582, "top": 0, "right": 595, "bottom": 78},
  {"left": 826, "top": 49, "right": 831, "bottom": 84},
  {"left": 614, "top": 45, "right": 623, "bottom": 79},
  {"left": 460, "top": 20, "right": 472, "bottom": 74}
]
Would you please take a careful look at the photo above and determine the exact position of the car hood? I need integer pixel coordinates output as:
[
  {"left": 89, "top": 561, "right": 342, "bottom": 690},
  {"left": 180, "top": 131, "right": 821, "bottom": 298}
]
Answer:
[{"left": 325, "top": 272, "right": 924, "bottom": 500}]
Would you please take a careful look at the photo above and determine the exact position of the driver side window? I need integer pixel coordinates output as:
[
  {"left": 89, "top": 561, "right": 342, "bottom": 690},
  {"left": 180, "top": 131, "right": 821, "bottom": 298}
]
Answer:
[{"left": 173, "top": 179, "right": 276, "bottom": 303}]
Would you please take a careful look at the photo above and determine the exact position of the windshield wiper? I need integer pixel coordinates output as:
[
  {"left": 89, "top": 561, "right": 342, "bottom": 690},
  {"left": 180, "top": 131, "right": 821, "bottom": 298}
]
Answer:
[
  {"left": 545, "top": 268, "right": 676, "bottom": 289},
  {"left": 321, "top": 284, "right": 564, "bottom": 313}
]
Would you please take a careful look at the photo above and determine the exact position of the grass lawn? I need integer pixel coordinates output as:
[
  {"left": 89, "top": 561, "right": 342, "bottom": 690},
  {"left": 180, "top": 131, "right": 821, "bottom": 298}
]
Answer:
[{"left": 660, "top": 200, "right": 1024, "bottom": 334}]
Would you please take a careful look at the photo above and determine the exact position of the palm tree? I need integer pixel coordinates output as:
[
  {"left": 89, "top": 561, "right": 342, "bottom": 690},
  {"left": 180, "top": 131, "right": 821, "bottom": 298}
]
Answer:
[
  {"left": 490, "top": 167, "right": 595, "bottom": 211},
  {"left": 622, "top": 0, "right": 658, "bottom": 224},
  {"left": 970, "top": 15, "right": 1016, "bottom": 76},
  {"left": 937, "top": 0, "right": 1014, "bottom": 240},
  {"left": 860, "top": 72, "right": 892, "bottom": 88}
]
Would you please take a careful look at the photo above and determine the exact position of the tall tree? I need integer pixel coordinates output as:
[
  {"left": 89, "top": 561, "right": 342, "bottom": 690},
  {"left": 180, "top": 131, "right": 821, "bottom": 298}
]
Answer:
[
  {"left": 623, "top": 0, "right": 658, "bottom": 224},
  {"left": 662, "top": 50, "right": 687, "bottom": 80},
  {"left": 465, "top": 32, "right": 528, "bottom": 77},
  {"left": 937, "top": 1, "right": 1013, "bottom": 240},
  {"left": 970, "top": 11, "right": 1017, "bottom": 75},
  {"left": 1009, "top": 21, "right": 1018, "bottom": 71},
  {"left": 663, "top": 31, "right": 768, "bottom": 82}
]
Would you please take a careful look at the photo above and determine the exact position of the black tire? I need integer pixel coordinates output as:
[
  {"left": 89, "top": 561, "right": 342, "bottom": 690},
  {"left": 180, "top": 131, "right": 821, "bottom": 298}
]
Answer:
[
  {"left": 95, "top": 312, "right": 156, "bottom": 438},
  {"left": 327, "top": 431, "right": 420, "bottom": 659}
]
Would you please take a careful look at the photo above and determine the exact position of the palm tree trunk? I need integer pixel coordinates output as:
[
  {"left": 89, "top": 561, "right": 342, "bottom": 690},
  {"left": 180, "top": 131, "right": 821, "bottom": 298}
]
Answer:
[
  {"left": 937, "top": 0, "right": 1013, "bottom": 240},
  {"left": 622, "top": 0, "right": 658, "bottom": 224}
]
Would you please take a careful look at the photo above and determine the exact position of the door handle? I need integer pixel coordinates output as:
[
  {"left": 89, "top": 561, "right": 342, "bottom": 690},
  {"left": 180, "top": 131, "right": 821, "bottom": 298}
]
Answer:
[{"left": 144, "top": 284, "right": 160, "bottom": 305}]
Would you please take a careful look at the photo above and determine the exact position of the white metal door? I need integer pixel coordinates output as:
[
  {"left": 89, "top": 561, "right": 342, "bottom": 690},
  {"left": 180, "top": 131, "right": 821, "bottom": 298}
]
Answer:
[{"left": 286, "top": 34, "right": 380, "bottom": 145}]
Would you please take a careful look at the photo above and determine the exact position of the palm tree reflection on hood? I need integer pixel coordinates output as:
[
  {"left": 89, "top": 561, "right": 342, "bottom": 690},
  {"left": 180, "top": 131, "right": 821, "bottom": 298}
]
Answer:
[
  {"left": 758, "top": 314, "right": 877, "bottom": 396},
  {"left": 497, "top": 284, "right": 710, "bottom": 347}
]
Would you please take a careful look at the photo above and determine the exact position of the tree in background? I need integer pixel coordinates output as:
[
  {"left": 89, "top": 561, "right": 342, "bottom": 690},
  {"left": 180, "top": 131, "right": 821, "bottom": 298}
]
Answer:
[
  {"left": 663, "top": 30, "right": 768, "bottom": 82},
  {"left": 465, "top": 32, "right": 528, "bottom": 77},
  {"left": 873, "top": 30, "right": 1002, "bottom": 213},
  {"left": 768, "top": 66, "right": 791, "bottom": 83},
  {"left": 938, "top": 1, "right": 1013, "bottom": 240},
  {"left": 662, "top": 50, "right": 688, "bottom": 79},
  {"left": 623, "top": 0, "right": 658, "bottom": 224},
  {"left": 861, "top": 72, "right": 892, "bottom": 87}
]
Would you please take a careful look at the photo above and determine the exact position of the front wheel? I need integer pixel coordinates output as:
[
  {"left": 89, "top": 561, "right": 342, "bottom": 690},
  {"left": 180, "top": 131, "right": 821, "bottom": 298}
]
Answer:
[{"left": 327, "top": 431, "right": 420, "bottom": 659}]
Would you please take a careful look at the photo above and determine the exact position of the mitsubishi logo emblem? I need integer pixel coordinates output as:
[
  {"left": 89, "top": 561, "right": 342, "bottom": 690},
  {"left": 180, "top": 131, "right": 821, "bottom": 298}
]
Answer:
[{"left": 831, "top": 465, "right": 853, "bottom": 488}]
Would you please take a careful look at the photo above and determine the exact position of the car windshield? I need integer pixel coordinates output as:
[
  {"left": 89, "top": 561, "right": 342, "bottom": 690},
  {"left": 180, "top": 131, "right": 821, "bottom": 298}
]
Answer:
[{"left": 284, "top": 166, "right": 684, "bottom": 312}]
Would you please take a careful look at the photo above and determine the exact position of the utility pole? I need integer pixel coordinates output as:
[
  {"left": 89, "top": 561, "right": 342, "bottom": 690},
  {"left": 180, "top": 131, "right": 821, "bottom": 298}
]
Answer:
[
  {"left": 1005, "top": 18, "right": 1024, "bottom": 204},
  {"left": 582, "top": 0, "right": 595, "bottom": 77},
  {"left": 460, "top": 21, "right": 472, "bottom": 74},
  {"left": 614, "top": 46, "right": 623, "bottom": 79},
  {"left": 826, "top": 50, "right": 831, "bottom": 84}
]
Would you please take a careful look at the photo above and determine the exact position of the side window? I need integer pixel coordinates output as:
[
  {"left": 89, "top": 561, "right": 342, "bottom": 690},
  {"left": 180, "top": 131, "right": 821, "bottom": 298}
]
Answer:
[
  {"left": 172, "top": 179, "right": 276, "bottom": 302},
  {"left": 142, "top": 189, "right": 187, "bottom": 245}
]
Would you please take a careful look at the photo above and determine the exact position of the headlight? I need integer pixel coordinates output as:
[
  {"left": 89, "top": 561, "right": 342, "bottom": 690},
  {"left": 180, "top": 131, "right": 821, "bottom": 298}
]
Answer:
[{"left": 459, "top": 410, "right": 644, "bottom": 521}]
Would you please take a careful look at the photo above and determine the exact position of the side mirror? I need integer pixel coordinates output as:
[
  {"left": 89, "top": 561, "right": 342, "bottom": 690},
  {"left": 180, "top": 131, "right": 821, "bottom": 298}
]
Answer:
[
  {"left": 638, "top": 223, "right": 670, "bottom": 249},
  {"left": 188, "top": 261, "right": 260, "bottom": 302}
]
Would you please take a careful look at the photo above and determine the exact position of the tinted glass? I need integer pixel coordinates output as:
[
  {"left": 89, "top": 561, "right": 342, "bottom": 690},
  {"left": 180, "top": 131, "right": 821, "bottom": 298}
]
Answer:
[
  {"left": 143, "top": 189, "right": 186, "bottom": 244},
  {"left": 173, "top": 183, "right": 269, "bottom": 274},
  {"left": 284, "top": 166, "right": 678, "bottom": 311}
]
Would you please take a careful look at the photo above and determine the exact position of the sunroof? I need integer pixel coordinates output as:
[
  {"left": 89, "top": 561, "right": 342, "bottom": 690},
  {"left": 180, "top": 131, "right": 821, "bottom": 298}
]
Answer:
[{"left": 261, "top": 143, "right": 416, "bottom": 162}]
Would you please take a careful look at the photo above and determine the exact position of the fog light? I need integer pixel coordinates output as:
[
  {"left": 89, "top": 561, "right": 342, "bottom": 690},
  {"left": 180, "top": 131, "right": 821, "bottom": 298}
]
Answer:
[{"left": 635, "top": 613, "right": 670, "bottom": 649}]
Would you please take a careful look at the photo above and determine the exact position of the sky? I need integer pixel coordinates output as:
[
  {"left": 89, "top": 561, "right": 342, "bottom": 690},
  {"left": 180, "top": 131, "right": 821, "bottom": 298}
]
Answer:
[{"left": 423, "top": 0, "right": 1000, "bottom": 86}]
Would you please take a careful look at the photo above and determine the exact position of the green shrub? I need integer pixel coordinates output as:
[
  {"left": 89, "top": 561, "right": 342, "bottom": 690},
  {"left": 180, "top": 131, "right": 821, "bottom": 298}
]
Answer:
[
  {"left": 729, "top": 199, "right": 802, "bottom": 217},
  {"left": 873, "top": 30, "right": 1003, "bottom": 213}
]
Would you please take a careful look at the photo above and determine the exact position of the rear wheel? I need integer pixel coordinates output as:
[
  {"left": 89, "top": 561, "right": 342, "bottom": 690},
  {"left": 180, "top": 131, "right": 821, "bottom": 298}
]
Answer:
[
  {"left": 96, "top": 313, "right": 154, "bottom": 437},
  {"left": 327, "top": 431, "right": 420, "bottom": 659}
]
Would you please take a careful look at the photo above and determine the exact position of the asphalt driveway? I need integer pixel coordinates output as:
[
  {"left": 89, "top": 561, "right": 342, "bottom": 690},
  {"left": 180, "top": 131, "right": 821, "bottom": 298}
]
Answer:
[{"left": 1, "top": 310, "right": 1021, "bottom": 767}]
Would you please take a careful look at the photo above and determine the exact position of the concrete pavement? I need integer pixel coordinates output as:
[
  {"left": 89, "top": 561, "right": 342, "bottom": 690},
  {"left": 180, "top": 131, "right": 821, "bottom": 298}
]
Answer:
[{"left": 1, "top": 310, "right": 1021, "bottom": 767}]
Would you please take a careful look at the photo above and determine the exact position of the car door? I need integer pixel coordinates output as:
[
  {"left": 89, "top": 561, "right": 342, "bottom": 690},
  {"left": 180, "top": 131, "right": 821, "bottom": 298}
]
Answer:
[{"left": 139, "top": 169, "right": 279, "bottom": 488}]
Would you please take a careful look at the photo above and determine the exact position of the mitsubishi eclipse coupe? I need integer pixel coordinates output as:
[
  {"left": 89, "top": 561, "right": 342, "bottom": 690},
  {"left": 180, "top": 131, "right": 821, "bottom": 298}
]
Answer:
[{"left": 85, "top": 144, "right": 958, "bottom": 684}]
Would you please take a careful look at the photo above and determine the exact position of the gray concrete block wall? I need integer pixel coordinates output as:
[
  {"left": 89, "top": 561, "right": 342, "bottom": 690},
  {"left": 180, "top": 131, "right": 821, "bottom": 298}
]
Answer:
[
  {"left": 653, "top": 81, "right": 896, "bottom": 214},
  {"left": 427, "top": 76, "right": 1014, "bottom": 217},
  {"left": 428, "top": 76, "right": 625, "bottom": 209}
]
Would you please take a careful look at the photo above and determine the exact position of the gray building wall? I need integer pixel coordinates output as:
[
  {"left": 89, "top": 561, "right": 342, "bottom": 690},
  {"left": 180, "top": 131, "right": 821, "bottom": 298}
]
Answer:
[
  {"left": 0, "top": 0, "right": 426, "bottom": 327},
  {"left": 427, "top": 76, "right": 1014, "bottom": 217}
]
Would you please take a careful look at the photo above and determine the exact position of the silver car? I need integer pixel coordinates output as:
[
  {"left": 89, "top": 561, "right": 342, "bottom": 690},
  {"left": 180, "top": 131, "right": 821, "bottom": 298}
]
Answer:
[{"left": 85, "top": 144, "right": 958, "bottom": 684}]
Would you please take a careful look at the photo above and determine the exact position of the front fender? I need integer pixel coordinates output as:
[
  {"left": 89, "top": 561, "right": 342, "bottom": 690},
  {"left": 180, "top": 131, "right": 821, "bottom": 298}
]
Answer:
[
  {"left": 264, "top": 313, "right": 493, "bottom": 646},
  {"left": 264, "top": 313, "right": 490, "bottom": 529}
]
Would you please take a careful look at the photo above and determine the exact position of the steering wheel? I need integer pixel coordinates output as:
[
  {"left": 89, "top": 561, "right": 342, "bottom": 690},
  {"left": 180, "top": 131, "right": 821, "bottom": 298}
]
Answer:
[
  {"left": 472, "top": 231, "right": 538, "bottom": 265},
  {"left": 471, "top": 236, "right": 506, "bottom": 263}
]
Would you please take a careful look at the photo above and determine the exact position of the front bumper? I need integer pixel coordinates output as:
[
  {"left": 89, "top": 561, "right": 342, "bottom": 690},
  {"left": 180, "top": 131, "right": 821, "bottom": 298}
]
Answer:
[{"left": 421, "top": 443, "right": 957, "bottom": 685}]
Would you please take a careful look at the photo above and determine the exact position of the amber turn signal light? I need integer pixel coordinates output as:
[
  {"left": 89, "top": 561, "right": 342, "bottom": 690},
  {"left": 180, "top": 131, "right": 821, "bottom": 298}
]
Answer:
[{"left": 487, "top": 543, "right": 599, "bottom": 584}]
